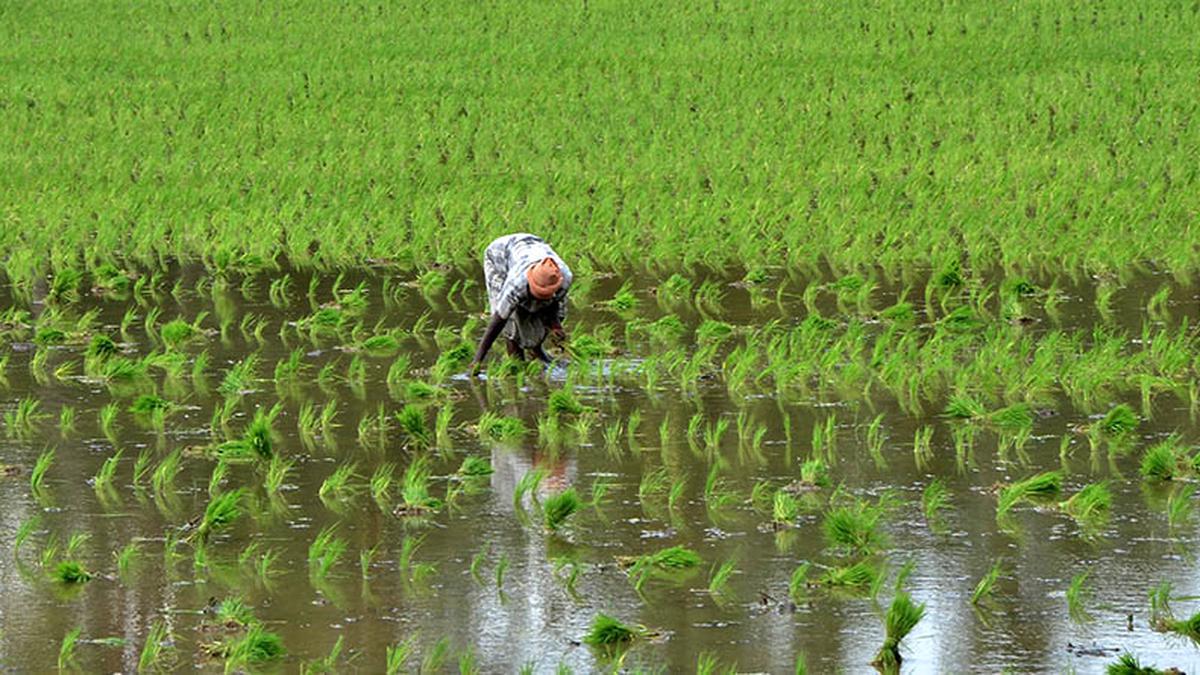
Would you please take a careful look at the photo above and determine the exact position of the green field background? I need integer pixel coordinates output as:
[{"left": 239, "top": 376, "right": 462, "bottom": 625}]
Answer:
[{"left": 2, "top": 1, "right": 1197, "bottom": 281}]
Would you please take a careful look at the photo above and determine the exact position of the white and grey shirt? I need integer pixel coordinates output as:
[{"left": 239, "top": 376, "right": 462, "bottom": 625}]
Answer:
[{"left": 483, "top": 233, "right": 572, "bottom": 348}]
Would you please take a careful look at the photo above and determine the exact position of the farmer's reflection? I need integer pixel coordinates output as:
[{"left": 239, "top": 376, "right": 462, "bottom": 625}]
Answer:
[{"left": 490, "top": 441, "right": 576, "bottom": 514}]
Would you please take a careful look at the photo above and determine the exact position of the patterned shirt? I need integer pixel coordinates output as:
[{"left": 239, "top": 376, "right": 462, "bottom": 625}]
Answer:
[{"left": 483, "top": 234, "right": 572, "bottom": 348}]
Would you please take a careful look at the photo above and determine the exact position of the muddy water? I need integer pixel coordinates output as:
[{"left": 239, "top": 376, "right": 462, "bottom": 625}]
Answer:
[{"left": 0, "top": 265, "right": 1199, "bottom": 673}]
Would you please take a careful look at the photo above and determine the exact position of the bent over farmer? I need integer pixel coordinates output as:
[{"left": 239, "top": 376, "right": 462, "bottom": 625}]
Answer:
[{"left": 470, "top": 233, "right": 572, "bottom": 374}]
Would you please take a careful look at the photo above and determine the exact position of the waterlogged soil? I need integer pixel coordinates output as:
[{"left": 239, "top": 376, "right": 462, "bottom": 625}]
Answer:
[{"left": 1, "top": 264, "right": 1199, "bottom": 673}]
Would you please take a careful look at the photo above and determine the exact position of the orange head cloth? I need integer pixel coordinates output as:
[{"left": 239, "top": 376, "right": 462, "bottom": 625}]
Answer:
[{"left": 526, "top": 257, "right": 563, "bottom": 300}]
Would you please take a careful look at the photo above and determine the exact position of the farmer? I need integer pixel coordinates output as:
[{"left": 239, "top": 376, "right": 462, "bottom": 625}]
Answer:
[{"left": 470, "top": 233, "right": 572, "bottom": 374}]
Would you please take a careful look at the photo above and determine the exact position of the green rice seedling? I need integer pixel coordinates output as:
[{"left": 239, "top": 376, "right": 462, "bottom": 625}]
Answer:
[
  {"left": 160, "top": 319, "right": 198, "bottom": 348},
  {"left": 6, "top": 396, "right": 46, "bottom": 437},
  {"left": 1106, "top": 652, "right": 1164, "bottom": 675},
  {"left": 668, "top": 477, "right": 688, "bottom": 514},
  {"left": 253, "top": 548, "right": 281, "bottom": 585},
  {"left": 308, "top": 525, "right": 347, "bottom": 580},
  {"left": 435, "top": 403, "right": 455, "bottom": 448},
  {"left": 198, "top": 489, "right": 245, "bottom": 541},
  {"left": 912, "top": 426, "right": 934, "bottom": 468},
  {"left": 798, "top": 458, "right": 830, "bottom": 488},
  {"left": 773, "top": 490, "right": 800, "bottom": 525},
  {"left": 822, "top": 498, "right": 887, "bottom": 555},
  {"left": 359, "top": 544, "right": 379, "bottom": 579},
  {"left": 789, "top": 563, "right": 812, "bottom": 602},
  {"left": 14, "top": 516, "right": 39, "bottom": 559},
  {"left": 477, "top": 412, "right": 526, "bottom": 444},
  {"left": 1167, "top": 485, "right": 1195, "bottom": 530},
  {"left": 216, "top": 597, "right": 256, "bottom": 627},
  {"left": 58, "top": 627, "right": 82, "bottom": 671},
  {"left": 30, "top": 447, "right": 54, "bottom": 492},
  {"left": 302, "top": 635, "right": 345, "bottom": 674},
  {"left": 708, "top": 559, "right": 737, "bottom": 597},
  {"left": 396, "top": 404, "right": 430, "bottom": 448},
  {"left": 58, "top": 405, "right": 75, "bottom": 437},
  {"left": 623, "top": 545, "right": 701, "bottom": 592},
  {"left": 115, "top": 542, "right": 140, "bottom": 577},
  {"left": 431, "top": 343, "right": 473, "bottom": 382},
  {"left": 53, "top": 560, "right": 92, "bottom": 584},
  {"left": 996, "top": 470, "right": 1064, "bottom": 518},
  {"left": 1067, "top": 569, "right": 1095, "bottom": 624},
  {"left": 458, "top": 456, "right": 493, "bottom": 478},
  {"left": 542, "top": 487, "right": 582, "bottom": 531},
  {"left": 943, "top": 392, "right": 985, "bottom": 419},
  {"left": 1099, "top": 404, "right": 1139, "bottom": 437},
  {"left": 988, "top": 403, "right": 1033, "bottom": 431},
  {"left": 418, "top": 637, "right": 451, "bottom": 674},
  {"left": 129, "top": 394, "right": 171, "bottom": 416},
  {"left": 1140, "top": 437, "right": 1184, "bottom": 481},
  {"left": 584, "top": 613, "right": 639, "bottom": 647},
  {"left": 821, "top": 560, "right": 881, "bottom": 589},
  {"left": 151, "top": 450, "right": 182, "bottom": 495},
  {"left": 319, "top": 462, "right": 360, "bottom": 500},
  {"left": 457, "top": 646, "right": 480, "bottom": 675},
  {"left": 547, "top": 388, "right": 588, "bottom": 416},
  {"left": 971, "top": 558, "right": 1004, "bottom": 606},
  {"left": 370, "top": 462, "right": 395, "bottom": 507},
  {"left": 405, "top": 380, "right": 441, "bottom": 401},
  {"left": 922, "top": 479, "right": 950, "bottom": 531},
  {"left": 138, "top": 620, "right": 173, "bottom": 672},
  {"left": 1061, "top": 482, "right": 1112, "bottom": 524},
  {"left": 513, "top": 469, "right": 546, "bottom": 512},
  {"left": 64, "top": 532, "right": 89, "bottom": 558},
  {"left": 92, "top": 450, "right": 123, "bottom": 493},
  {"left": 132, "top": 448, "right": 153, "bottom": 488},
  {"left": 218, "top": 353, "right": 260, "bottom": 398},
  {"left": 263, "top": 455, "right": 293, "bottom": 494},
  {"left": 96, "top": 400, "right": 121, "bottom": 438},
  {"left": 400, "top": 456, "right": 443, "bottom": 514},
  {"left": 224, "top": 624, "right": 285, "bottom": 670},
  {"left": 385, "top": 637, "right": 417, "bottom": 675},
  {"left": 866, "top": 413, "right": 887, "bottom": 469},
  {"left": 873, "top": 591, "right": 926, "bottom": 671},
  {"left": 495, "top": 553, "right": 510, "bottom": 591}
]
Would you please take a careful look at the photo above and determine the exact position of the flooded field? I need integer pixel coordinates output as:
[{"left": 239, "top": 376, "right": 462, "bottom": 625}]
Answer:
[{"left": 1, "top": 264, "right": 1199, "bottom": 673}]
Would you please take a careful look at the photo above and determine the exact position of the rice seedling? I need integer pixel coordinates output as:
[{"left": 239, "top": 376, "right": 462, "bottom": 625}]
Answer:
[
  {"left": 773, "top": 490, "right": 800, "bottom": 525},
  {"left": 1061, "top": 481, "right": 1112, "bottom": 524},
  {"left": 822, "top": 498, "right": 887, "bottom": 555},
  {"left": 197, "top": 489, "right": 245, "bottom": 541},
  {"left": 308, "top": 525, "right": 347, "bottom": 580},
  {"left": 477, "top": 411, "right": 526, "bottom": 444},
  {"left": 872, "top": 591, "right": 926, "bottom": 671},
  {"left": 419, "top": 637, "right": 451, "bottom": 674},
  {"left": 1140, "top": 437, "right": 1185, "bottom": 481},
  {"left": 14, "top": 516, "right": 39, "bottom": 559},
  {"left": 1106, "top": 652, "right": 1167, "bottom": 675},
  {"left": 53, "top": 559, "right": 92, "bottom": 584},
  {"left": 1098, "top": 403, "right": 1139, "bottom": 437},
  {"left": 1067, "top": 569, "right": 1095, "bottom": 624},
  {"left": 218, "top": 353, "right": 260, "bottom": 398},
  {"left": 1166, "top": 484, "right": 1195, "bottom": 530},
  {"left": 396, "top": 404, "right": 431, "bottom": 448},
  {"left": 132, "top": 448, "right": 154, "bottom": 488},
  {"left": 319, "top": 462, "right": 360, "bottom": 501},
  {"left": 583, "top": 613, "right": 639, "bottom": 647},
  {"left": 495, "top": 553, "right": 509, "bottom": 591},
  {"left": 5, "top": 396, "right": 47, "bottom": 437},
  {"left": 996, "top": 470, "right": 1064, "bottom": 518},
  {"left": 115, "top": 541, "right": 140, "bottom": 577},
  {"left": 92, "top": 450, "right": 123, "bottom": 493},
  {"left": 370, "top": 462, "right": 395, "bottom": 506},
  {"left": 708, "top": 559, "right": 737, "bottom": 597},
  {"left": 302, "top": 635, "right": 345, "bottom": 674},
  {"left": 151, "top": 450, "right": 182, "bottom": 495},
  {"left": 138, "top": 620, "right": 173, "bottom": 672},
  {"left": 971, "top": 558, "right": 1004, "bottom": 606},
  {"left": 58, "top": 627, "right": 82, "bottom": 671},
  {"left": 820, "top": 561, "right": 881, "bottom": 590},
  {"left": 385, "top": 637, "right": 418, "bottom": 675},
  {"left": 399, "top": 456, "right": 443, "bottom": 514},
  {"left": 921, "top": 479, "right": 950, "bottom": 531},
  {"left": 798, "top": 458, "right": 830, "bottom": 488},
  {"left": 547, "top": 388, "right": 589, "bottom": 416},
  {"left": 58, "top": 405, "right": 75, "bottom": 437},
  {"left": 542, "top": 487, "right": 582, "bottom": 531},
  {"left": 263, "top": 454, "right": 293, "bottom": 494},
  {"left": 29, "top": 446, "right": 54, "bottom": 492},
  {"left": 223, "top": 623, "right": 285, "bottom": 670}
]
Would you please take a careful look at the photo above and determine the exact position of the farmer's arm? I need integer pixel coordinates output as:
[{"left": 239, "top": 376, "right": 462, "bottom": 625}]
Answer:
[{"left": 471, "top": 313, "right": 507, "bottom": 374}]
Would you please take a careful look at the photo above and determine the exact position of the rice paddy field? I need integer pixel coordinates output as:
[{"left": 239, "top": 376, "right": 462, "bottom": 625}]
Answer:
[{"left": 3, "top": 0, "right": 1200, "bottom": 673}]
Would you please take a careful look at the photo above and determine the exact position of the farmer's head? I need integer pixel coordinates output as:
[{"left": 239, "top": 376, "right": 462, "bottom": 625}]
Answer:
[{"left": 526, "top": 257, "right": 562, "bottom": 300}]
